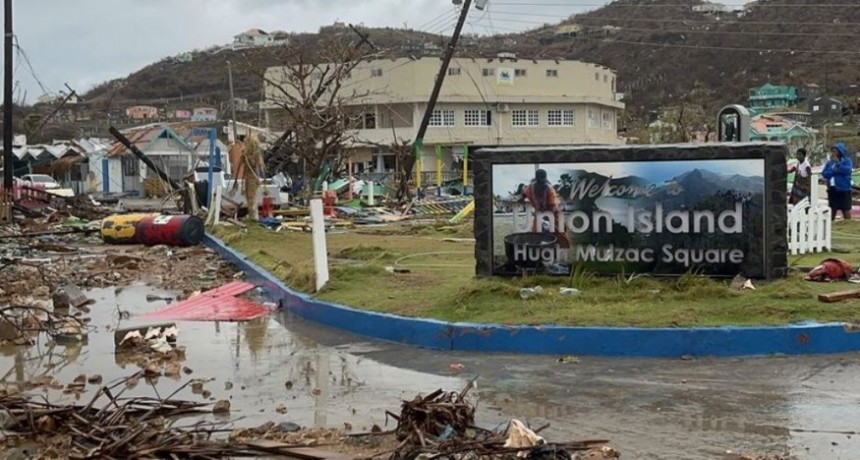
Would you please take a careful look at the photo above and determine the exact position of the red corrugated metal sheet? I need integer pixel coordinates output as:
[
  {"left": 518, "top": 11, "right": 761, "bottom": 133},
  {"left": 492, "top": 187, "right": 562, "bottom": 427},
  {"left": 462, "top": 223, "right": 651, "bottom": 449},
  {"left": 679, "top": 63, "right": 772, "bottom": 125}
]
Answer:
[{"left": 138, "top": 281, "right": 270, "bottom": 321}]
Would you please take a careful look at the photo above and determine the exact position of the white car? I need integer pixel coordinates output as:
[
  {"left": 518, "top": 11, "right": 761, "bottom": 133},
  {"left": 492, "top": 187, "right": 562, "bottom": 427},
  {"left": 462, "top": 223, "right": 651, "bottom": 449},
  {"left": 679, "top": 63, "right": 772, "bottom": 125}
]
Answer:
[{"left": 20, "top": 174, "right": 60, "bottom": 189}]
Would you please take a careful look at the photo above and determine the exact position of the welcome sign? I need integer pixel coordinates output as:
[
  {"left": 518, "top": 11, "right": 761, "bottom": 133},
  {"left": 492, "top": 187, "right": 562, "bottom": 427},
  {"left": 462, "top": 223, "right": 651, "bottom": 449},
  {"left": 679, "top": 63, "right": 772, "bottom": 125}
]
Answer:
[{"left": 472, "top": 145, "right": 788, "bottom": 279}]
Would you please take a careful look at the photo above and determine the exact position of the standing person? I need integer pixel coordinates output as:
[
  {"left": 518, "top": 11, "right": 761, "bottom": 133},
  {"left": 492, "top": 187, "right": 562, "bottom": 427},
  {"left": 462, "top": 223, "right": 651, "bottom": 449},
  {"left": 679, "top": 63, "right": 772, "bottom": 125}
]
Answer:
[
  {"left": 523, "top": 169, "right": 570, "bottom": 247},
  {"left": 788, "top": 148, "right": 812, "bottom": 205},
  {"left": 822, "top": 142, "right": 854, "bottom": 220}
]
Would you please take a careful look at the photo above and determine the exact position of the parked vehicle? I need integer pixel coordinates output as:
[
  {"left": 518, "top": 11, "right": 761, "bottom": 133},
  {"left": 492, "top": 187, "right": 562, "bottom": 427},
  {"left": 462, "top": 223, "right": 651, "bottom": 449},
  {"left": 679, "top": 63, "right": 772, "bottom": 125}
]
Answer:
[{"left": 20, "top": 174, "right": 60, "bottom": 189}]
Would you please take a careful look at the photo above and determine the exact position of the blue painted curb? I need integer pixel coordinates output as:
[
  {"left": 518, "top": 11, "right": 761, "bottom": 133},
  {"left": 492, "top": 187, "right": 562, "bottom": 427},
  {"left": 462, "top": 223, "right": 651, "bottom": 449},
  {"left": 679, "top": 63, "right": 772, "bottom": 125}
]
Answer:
[{"left": 203, "top": 233, "right": 860, "bottom": 358}]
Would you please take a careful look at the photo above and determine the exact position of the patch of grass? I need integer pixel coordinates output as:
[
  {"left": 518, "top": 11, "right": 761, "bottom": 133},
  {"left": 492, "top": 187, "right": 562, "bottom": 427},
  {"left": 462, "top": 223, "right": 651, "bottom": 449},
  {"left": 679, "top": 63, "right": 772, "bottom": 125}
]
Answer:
[
  {"left": 336, "top": 245, "right": 404, "bottom": 262},
  {"left": 210, "top": 220, "right": 860, "bottom": 327}
]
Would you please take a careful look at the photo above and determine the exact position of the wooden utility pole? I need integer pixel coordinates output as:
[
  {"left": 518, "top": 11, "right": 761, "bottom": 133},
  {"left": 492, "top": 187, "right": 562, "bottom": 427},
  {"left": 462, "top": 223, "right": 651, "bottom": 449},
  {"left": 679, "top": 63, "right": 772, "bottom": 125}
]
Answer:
[
  {"left": 401, "top": 0, "right": 475, "bottom": 199},
  {"left": 2, "top": 0, "right": 13, "bottom": 221}
]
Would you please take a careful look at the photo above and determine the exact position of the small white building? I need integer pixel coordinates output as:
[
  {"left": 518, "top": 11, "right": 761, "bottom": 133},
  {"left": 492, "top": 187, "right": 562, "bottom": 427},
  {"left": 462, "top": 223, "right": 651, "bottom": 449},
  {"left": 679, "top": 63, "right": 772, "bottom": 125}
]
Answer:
[
  {"left": 105, "top": 125, "right": 198, "bottom": 196},
  {"left": 693, "top": 2, "right": 728, "bottom": 14},
  {"left": 233, "top": 29, "right": 275, "bottom": 48},
  {"left": 191, "top": 107, "right": 218, "bottom": 122}
]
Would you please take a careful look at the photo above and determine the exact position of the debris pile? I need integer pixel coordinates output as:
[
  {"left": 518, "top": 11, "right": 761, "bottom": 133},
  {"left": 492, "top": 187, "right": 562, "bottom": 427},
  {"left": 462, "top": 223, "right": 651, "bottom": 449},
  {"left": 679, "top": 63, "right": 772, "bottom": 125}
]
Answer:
[
  {"left": 385, "top": 379, "right": 615, "bottom": 459},
  {"left": 0, "top": 374, "right": 309, "bottom": 459}
]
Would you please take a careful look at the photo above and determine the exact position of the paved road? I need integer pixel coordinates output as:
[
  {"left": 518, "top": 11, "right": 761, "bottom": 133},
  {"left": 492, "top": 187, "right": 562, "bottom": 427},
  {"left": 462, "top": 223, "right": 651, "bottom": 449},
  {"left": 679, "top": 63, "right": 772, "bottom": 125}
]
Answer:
[
  {"left": 2, "top": 285, "right": 856, "bottom": 459},
  {"left": 287, "top": 314, "right": 860, "bottom": 460}
]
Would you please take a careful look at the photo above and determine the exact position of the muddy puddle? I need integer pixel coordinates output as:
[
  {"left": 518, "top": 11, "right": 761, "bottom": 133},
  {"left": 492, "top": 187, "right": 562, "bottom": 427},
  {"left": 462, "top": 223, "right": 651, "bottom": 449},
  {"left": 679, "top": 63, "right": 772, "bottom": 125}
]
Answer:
[
  {"left": 2, "top": 281, "right": 858, "bottom": 459},
  {"left": 0, "top": 283, "right": 466, "bottom": 435},
  {"left": 289, "top": 319, "right": 860, "bottom": 460}
]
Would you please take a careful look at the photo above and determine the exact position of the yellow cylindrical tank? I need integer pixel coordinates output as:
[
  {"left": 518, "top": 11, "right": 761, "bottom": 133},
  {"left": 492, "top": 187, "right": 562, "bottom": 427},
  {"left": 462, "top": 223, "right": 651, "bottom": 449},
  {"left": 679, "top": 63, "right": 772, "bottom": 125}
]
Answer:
[{"left": 100, "top": 213, "right": 157, "bottom": 244}]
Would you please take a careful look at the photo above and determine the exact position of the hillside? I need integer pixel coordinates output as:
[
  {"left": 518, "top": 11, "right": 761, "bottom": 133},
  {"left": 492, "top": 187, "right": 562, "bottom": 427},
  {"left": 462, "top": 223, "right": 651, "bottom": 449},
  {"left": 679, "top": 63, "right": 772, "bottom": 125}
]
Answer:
[{"left": 80, "top": 0, "right": 860, "bottom": 129}]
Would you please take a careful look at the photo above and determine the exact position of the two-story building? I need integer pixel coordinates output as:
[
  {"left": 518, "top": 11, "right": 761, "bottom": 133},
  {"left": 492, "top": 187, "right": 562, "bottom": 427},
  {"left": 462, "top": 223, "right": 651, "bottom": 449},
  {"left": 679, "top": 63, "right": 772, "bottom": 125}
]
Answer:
[
  {"left": 262, "top": 56, "right": 624, "bottom": 177},
  {"left": 748, "top": 83, "right": 798, "bottom": 114}
]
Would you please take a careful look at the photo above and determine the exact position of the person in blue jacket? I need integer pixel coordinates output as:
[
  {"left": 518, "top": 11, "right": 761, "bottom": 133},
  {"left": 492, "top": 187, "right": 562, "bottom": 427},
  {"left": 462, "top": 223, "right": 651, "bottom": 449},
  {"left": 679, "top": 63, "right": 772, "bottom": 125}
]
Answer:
[{"left": 822, "top": 142, "right": 854, "bottom": 220}]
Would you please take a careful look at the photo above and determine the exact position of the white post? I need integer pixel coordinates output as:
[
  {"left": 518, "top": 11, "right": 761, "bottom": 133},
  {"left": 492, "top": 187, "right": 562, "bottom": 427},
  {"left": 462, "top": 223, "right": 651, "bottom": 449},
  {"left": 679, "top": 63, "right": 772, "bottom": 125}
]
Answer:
[
  {"left": 810, "top": 173, "right": 819, "bottom": 205},
  {"left": 213, "top": 185, "right": 222, "bottom": 226},
  {"left": 368, "top": 180, "right": 375, "bottom": 206},
  {"left": 310, "top": 199, "right": 329, "bottom": 292}
]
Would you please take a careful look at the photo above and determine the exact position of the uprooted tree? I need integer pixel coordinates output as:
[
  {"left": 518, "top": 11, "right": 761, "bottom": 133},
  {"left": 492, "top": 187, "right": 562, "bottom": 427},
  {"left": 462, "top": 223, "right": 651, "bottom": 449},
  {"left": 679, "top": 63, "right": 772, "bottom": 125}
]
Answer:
[{"left": 251, "top": 33, "right": 375, "bottom": 194}]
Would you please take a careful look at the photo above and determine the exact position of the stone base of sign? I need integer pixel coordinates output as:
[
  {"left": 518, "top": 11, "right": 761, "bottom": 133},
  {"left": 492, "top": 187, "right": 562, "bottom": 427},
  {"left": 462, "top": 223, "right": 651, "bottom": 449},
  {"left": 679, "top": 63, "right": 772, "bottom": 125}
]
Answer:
[{"left": 204, "top": 233, "right": 860, "bottom": 358}]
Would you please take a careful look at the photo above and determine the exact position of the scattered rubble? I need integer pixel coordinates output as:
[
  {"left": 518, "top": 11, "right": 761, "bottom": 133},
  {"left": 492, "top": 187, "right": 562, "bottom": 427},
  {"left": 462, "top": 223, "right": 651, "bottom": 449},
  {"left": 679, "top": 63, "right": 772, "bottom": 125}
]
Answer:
[{"left": 384, "top": 379, "right": 613, "bottom": 460}]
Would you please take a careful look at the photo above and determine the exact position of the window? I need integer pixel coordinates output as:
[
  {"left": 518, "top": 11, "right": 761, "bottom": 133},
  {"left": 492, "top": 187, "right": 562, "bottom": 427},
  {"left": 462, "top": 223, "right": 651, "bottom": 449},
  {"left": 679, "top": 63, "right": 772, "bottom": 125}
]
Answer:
[
  {"left": 371, "top": 68, "right": 383, "bottom": 77},
  {"left": 429, "top": 109, "right": 455, "bottom": 127},
  {"left": 512, "top": 109, "right": 539, "bottom": 127},
  {"left": 611, "top": 77, "right": 616, "bottom": 92},
  {"left": 603, "top": 74, "right": 608, "bottom": 83},
  {"left": 464, "top": 109, "right": 491, "bottom": 126},
  {"left": 121, "top": 156, "right": 139, "bottom": 176},
  {"left": 812, "top": 105, "right": 820, "bottom": 112},
  {"left": 548, "top": 109, "right": 574, "bottom": 126},
  {"left": 515, "top": 68, "right": 527, "bottom": 77},
  {"left": 546, "top": 69, "right": 558, "bottom": 78},
  {"left": 602, "top": 111, "right": 614, "bottom": 129},
  {"left": 832, "top": 104, "right": 838, "bottom": 110},
  {"left": 362, "top": 112, "right": 376, "bottom": 129},
  {"left": 595, "top": 72, "right": 599, "bottom": 81},
  {"left": 482, "top": 68, "right": 495, "bottom": 77},
  {"left": 448, "top": 67, "right": 461, "bottom": 76},
  {"left": 588, "top": 109, "right": 599, "bottom": 128}
]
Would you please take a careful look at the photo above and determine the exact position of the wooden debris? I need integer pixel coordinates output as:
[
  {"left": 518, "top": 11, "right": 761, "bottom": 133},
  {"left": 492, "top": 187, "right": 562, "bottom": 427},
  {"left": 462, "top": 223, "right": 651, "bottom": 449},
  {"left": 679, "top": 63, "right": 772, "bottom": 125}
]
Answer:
[
  {"left": 386, "top": 379, "right": 613, "bottom": 459},
  {"left": 0, "top": 374, "right": 355, "bottom": 459},
  {"left": 818, "top": 288, "right": 860, "bottom": 303}
]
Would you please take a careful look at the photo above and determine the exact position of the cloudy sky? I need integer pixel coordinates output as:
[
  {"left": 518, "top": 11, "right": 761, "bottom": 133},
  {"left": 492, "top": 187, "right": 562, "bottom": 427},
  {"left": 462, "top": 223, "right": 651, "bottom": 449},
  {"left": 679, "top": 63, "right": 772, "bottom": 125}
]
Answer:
[{"left": 7, "top": 0, "right": 747, "bottom": 103}]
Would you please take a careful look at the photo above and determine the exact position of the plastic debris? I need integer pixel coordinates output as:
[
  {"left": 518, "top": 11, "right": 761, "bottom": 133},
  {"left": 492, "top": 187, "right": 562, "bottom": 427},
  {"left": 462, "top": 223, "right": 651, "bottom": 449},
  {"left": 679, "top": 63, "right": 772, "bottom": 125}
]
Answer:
[
  {"left": 519, "top": 286, "right": 543, "bottom": 299},
  {"left": 559, "top": 287, "right": 582, "bottom": 296},
  {"left": 503, "top": 419, "right": 545, "bottom": 457}
]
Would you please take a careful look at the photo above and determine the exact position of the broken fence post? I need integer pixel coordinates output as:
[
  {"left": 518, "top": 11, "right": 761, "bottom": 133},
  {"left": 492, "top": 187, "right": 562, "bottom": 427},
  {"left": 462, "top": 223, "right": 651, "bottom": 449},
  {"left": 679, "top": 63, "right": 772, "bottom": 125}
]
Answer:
[{"left": 310, "top": 198, "right": 330, "bottom": 292}]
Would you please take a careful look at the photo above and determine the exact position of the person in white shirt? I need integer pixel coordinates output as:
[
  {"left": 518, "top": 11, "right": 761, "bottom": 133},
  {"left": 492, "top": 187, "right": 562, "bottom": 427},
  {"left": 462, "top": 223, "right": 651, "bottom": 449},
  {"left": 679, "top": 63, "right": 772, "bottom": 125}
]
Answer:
[{"left": 788, "top": 148, "right": 812, "bottom": 205}]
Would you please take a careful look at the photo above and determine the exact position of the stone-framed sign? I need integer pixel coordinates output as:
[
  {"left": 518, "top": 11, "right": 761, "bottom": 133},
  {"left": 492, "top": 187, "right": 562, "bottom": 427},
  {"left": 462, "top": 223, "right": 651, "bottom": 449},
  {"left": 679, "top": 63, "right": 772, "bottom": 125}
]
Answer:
[{"left": 472, "top": 144, "right": 788, "bottom": 279}]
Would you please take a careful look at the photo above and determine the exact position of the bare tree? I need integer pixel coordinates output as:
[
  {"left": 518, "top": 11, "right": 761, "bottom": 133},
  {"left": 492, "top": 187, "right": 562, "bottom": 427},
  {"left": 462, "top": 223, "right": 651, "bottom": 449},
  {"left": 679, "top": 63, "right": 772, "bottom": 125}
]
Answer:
[
  {"left": 251, "top": 34, "right": 375, "bottom": 193},
  {"left": 361, "top": 125, "right": 413, "bottom": 193}
]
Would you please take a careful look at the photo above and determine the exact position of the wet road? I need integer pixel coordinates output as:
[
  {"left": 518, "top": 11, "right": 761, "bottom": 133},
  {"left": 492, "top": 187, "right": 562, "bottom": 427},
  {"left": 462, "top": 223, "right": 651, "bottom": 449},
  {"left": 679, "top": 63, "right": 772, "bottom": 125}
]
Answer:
[{"left": 1, "top": 284, "right": 858, "bottom": 459}]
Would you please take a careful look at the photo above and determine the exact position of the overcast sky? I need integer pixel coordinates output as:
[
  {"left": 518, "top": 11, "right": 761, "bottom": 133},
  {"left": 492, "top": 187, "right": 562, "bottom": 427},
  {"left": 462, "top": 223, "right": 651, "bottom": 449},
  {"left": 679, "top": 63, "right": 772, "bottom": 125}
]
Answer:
[{"left": 6, "top": 0, "right": 747, "bottom": 103}]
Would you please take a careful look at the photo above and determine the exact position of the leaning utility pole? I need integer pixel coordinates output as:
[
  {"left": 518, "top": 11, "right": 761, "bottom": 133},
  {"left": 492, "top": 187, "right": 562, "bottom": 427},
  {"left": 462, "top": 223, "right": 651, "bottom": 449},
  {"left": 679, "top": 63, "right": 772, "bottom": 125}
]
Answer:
[
  {"left": 401, "top": 0, "right": 475, "bottom": 200},
  {"left": 2, "top": 0, "right": 13, "bottom": 221}
]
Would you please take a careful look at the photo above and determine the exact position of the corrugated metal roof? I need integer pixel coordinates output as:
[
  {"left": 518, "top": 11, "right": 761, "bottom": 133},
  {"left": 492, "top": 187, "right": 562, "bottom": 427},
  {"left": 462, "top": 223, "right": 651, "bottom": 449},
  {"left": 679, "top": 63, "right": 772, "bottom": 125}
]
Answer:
[{"left": 137, "top": 281, "right": 270, "bottom": 321}]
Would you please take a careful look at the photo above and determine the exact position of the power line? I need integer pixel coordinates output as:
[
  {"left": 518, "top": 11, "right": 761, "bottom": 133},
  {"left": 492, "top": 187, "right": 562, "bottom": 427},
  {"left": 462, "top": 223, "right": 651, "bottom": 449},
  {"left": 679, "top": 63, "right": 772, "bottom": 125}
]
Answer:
[
  {"left": 498, "top": 12, "right": 860, "bottom": 27},
  {"left": 416, "top": 8, "right": 459, "bottom": 34},
  {"left": 489, "top": 1, "right": 860, "bottom": 7},
  {"left": 564, "top": 35, "right": 860, "bottom": 55},
  {"left": 414, "top": 9, "right": 453, "bottom": 31},
  {"left": 477, "top": 14, "right": 860, "bottom": 37},
  {"left": 13, "top": 36, "right": 50, "bottom": 95}
]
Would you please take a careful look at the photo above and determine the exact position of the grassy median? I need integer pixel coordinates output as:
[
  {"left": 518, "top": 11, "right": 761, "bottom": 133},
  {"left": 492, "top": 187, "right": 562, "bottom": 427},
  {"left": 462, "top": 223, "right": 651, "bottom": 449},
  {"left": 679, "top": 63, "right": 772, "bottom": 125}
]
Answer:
[{"left": 211, "top": 220, "right": 860, "bottom": 327}]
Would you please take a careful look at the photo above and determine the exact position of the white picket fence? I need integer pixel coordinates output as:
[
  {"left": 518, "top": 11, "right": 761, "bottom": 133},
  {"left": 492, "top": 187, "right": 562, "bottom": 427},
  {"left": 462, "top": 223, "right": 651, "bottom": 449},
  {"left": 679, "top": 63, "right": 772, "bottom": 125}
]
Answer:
[{"left": 787, "top": 174, "right": 831, "bottom": 255}]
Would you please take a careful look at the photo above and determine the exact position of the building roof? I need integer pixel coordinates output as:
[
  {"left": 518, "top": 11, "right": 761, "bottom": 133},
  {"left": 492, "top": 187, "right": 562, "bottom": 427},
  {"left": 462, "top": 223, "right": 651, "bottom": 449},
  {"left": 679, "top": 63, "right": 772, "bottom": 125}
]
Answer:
[
  {"left": 106, "top": 125, "right": 195, "bottom": 157},
  {"left": 236, "top": 28, "right": 268, "bottom": 38},
  {"left": 750, "top": 114, "right": 816, "bottom": 136},
  {"left": 0, "top": 137, "right": 111, "bottom": 161}
]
